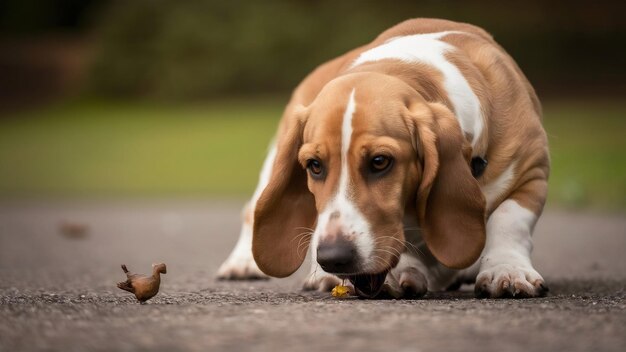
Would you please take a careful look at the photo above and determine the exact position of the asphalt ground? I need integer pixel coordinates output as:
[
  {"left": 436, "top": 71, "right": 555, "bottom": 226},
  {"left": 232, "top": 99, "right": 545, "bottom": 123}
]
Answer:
[{"left": 0, "top": 200, "right": 625, "bottom": 351}]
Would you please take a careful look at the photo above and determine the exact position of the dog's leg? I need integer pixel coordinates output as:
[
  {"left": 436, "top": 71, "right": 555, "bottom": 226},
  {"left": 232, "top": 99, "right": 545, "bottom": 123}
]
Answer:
[
  {"left": 216, "top": 145, "right": 278, "bottom": 280},
  {"left": 216, "top": 202, "right": 268, "bottom": 280},
  {"left": 475, "top": 199, "right": 548, "bottom": 298},
  {"left": 383, "top": 252, "right": 428, "bottom": 298},
  {"left": 381, "top": 239, "right": 459, "bottom": 298}
]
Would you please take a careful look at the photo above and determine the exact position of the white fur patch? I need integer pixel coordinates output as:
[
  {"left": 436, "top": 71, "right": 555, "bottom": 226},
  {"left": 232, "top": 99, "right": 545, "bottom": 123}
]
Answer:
[
  {"left": 481, "top": 161, "right": 517, "bottom": 210},
  {"left": 476, "top": 199, "right": 544, "bottom": 295},
  {"left": 313, "top": 89, "right": 374, "bottom": 270},
  {"left": 351, "top": 31, "right": 483, "bottom": 147},
  {"left": 339, "top": 89, "right": 356, "bottom": 196},
  {"left": 217, "top": 143, "right": 277, "bottom": 279},
  {"left": 483, "top": 199, "right": 537, "bottom": 265},
  {"left": 251, "top": 143, "right": 277, "bottom": 204}
]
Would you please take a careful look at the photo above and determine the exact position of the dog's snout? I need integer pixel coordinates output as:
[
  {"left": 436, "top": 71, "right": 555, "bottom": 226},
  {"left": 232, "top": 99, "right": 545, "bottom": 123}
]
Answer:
[{"left": 316, "top": 238, "right": 358, "bottom": 273}]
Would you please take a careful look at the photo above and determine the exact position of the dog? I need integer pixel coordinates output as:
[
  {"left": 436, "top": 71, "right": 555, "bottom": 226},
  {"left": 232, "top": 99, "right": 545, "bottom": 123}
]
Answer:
[{"left": 217, "top": 18, "right": 549, "bottom": 299}]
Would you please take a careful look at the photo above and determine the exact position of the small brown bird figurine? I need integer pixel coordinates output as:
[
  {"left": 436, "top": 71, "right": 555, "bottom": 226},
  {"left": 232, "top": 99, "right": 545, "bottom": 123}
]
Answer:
[{"left": 117, "top": 263, "right": 167, "bottom": 303}]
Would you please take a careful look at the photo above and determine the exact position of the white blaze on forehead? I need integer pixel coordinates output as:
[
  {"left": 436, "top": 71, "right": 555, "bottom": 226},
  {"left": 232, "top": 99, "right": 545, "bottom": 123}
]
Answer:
[
  {"left": 312, "top": 89, "right": 374, "bottom": 267},
  {"left": 339, "top": 89, "right": 356, "bottom": 196},
  {"left": 351, "top": 31, "right": 483, "bottom": 147}
]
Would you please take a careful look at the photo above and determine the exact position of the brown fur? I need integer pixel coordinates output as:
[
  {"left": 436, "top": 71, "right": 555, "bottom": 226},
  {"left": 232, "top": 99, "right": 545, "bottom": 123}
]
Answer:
[{"left": 251, "top": 18, "right": 548, "bottom": 277}]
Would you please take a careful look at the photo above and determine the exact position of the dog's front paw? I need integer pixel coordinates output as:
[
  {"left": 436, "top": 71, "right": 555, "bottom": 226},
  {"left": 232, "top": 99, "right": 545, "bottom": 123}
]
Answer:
[
  {"left": 216, "top": 255, "right": 269, "bottom": 280},
  {"left": 475, "top": 263, "right": 548, "bottom": 298},
  {"left": 398, "top": 268, "right": 428, "bottom": 298},
  {"left": 382, "top": 266, "right": 428, "bottom": 299},
  {"left": 302, "top": 271, "right": 342, "bottom": 292}
]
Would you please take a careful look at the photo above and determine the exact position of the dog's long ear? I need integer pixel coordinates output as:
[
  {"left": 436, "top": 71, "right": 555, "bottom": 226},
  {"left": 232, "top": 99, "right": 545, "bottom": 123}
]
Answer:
[
  {"left": 410, "top": 102, "right": 486, "bottom": 269},
  {"left": 252, "top": 105, "right": 317, "bottom": 278}
]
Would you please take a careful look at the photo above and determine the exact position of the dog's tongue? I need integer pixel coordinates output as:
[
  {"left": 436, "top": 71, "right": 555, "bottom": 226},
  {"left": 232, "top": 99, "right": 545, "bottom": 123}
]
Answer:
[{"left": 348, "top": 271, "right": 388, "bottom": 298}]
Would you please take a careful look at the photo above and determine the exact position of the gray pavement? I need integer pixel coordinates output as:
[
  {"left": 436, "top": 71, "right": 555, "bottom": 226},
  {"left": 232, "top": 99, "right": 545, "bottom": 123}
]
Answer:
[{"left": 0, "top": 200, "right": 625, "bottom": 351}]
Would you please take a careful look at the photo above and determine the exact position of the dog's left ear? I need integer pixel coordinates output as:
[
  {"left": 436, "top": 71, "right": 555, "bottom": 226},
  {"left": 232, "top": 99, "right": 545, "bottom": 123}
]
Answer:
[
  {"left": 252, "top": 104, "right": 317, "bottom": 278},
  {"left": 408, "top": 102, "right": 486, "bottom": 269}
]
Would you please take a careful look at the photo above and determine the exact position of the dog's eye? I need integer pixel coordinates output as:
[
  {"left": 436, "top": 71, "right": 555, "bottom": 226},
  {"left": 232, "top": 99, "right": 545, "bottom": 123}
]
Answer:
[
  {"left": 307, "top": 159, "right": 323, "bottom": 176},
  {"left": 370, "top": 155, "right": 392, "bottom": 173}
]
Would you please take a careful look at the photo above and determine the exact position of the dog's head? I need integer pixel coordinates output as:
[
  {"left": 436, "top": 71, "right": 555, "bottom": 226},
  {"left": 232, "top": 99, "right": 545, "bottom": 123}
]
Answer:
[{"left": 252, "top": 72, "right": 485, "bottom": 296}]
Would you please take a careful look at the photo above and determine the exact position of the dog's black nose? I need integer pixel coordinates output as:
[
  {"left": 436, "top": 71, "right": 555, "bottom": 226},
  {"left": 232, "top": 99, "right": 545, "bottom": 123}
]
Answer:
[{"left": 316, "top": 238, "right": 358, "bottom": 273}]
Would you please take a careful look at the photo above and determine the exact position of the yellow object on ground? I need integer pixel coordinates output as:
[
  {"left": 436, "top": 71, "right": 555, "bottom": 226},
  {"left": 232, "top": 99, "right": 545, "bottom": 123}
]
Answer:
[{"left": 331, "top": 285, "right": 351, "bottom": 298}]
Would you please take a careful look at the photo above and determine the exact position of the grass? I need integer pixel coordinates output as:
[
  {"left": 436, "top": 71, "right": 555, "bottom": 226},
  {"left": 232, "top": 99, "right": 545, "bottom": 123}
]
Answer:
[
  {"left": 542, "top": 101, "right": 626, "bottom": 209},
  {"left": 0, "top": 99, "right": 282, "bottom": 197},
  {"left": 0, "top": 98, "right": 624, "bottom": 209}
]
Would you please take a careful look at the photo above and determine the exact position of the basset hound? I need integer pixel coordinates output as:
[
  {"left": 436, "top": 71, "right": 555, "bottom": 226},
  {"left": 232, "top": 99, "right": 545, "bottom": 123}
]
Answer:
[{"left": 217, "top": 18, "right": 549, "bottom": 298}]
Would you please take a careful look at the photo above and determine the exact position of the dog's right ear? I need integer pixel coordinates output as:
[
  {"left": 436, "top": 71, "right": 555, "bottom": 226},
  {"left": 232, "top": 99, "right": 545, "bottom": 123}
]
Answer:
[
  {"left": 409, "top": 102, "right": 486, "bottom": 270},
  {"left": 252, "top": 105, "right": 317, "bottom": 278}
]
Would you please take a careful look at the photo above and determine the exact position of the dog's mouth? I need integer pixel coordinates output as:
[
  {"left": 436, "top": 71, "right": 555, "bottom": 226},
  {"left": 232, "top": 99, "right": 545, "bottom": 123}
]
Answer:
[{"left": 343, "top": 271, "right": 389, "bottom": 298}]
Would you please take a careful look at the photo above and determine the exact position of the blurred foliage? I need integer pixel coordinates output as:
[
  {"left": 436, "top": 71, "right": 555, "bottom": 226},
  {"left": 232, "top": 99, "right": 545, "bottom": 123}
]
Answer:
[
  {"left": 1, "top": 100, "right": 624, "bottom": 209},
  {"left": 86, "top": 0, "right": 626, "bottom": 100},
  {"left": 89, "top": 0, "right": 393, "bottom": 99},
  {"left": 543, "top": 102, "right": 626, "bottom": 210},
  {"left": 0, "top": 0, "right": 105, "bottom": 33}
]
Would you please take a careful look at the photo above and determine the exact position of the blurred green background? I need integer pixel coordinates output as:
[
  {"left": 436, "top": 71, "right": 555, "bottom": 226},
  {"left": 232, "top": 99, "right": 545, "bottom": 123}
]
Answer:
[{"left": 0, "top": 0, "right": 624, "bottom": 209}]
